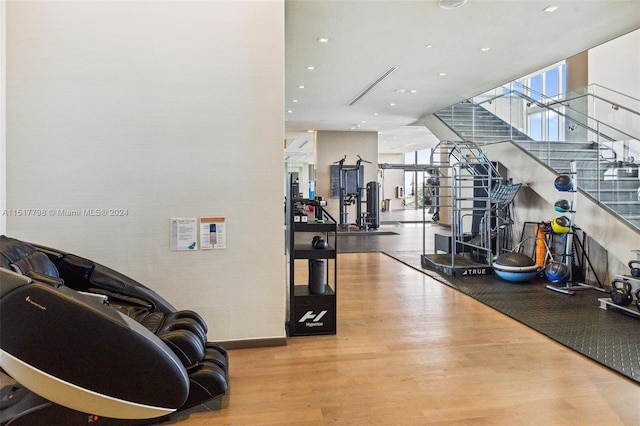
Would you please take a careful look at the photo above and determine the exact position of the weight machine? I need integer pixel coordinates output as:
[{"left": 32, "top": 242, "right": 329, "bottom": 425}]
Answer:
[{"left": 333, "top": 155, "right": 380, "bottom": 231}]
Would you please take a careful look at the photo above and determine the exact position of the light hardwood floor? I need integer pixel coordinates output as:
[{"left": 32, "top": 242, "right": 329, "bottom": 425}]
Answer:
[{"left": 175, "top": 252, "right": 639, "bottom": 425}]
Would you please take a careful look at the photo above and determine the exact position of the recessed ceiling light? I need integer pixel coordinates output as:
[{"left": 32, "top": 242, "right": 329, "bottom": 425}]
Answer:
[
  {"left": 292, "top": 99, "right": 298, "bottom": 103},
  {"left": 298, "top": 85, "right": 305, "bottom": 89},
  {"left": 306, "top": 66, "right": 315, "bottom": 70},
  {"left": 425, "top": 44, "right": 433, "bottom": 48},
  {"left": 438, "top": 0, "right": 467, "bottom": 9},
  {"left": 287, "top": 110, "right": 293, "bottom": 114},
  {"left": 438, "top": 72, "right": 447, "bottom": 76},
  {"left": 544, "top": 5, "right": 558, "bottom": 12},
  {"left": 395, "top": 89, "right": 406, "bottom": 93},
  {"left": 317, "top": 37, "right": 330, "bottom": 43},
  {"left": 390, "top": 103, "right": 396, "bottom": 106},
  {"left": 480, "top": 47, "right": 491, "bottom": 52},
  {"left": 410, "top": 89, "right": 418, "bottom": 93}
]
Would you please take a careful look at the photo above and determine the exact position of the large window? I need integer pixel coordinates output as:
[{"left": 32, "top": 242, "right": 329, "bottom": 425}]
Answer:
[
  {"left": 521, "top": 62, "right": 567, "bottom": 140},
  {"left": 403, "top": 149, "right": 432, "bottom": 209}
]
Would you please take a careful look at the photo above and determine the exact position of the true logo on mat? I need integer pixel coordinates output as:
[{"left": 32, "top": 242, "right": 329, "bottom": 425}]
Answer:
[{"left": 462, "top": 268, "right": 488, "bottom": 276}]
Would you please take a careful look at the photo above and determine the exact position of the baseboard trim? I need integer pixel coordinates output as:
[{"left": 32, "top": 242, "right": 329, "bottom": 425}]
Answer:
[{"left": 217, "top": 337, "right": 287, "bottom": 350}]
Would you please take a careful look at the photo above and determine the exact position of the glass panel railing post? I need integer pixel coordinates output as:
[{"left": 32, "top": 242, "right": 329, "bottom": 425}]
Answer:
[
  {"left": 596, "top": 120, "right": 601, "bottom": 202},
  {"left": 546, "top": 139, "right": 550, "bottom": 165},
  {"left": 509, "top": 82, "right": 513, "bottom": 141},
  {"left": 623, "top": 138, "right": 629, "bottom": 161},
  {"left": 544, "top": 105, "right": 548, "bottom": 141},
  {"left": 472, "top": 101, "right": 475, "bottom": 142}
]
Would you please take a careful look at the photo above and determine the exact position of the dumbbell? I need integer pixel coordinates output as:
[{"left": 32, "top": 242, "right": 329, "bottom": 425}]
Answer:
[
  {"left": 610, "top": 278, "right": 633, "bottom": 306},
  {"left": 629, "top": 260, "right": 640, "bottom": 277}
]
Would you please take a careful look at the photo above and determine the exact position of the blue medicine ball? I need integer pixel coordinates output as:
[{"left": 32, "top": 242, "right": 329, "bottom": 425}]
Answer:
[
  {"left": 545, "top": 262, "right": 570, "bottom": 284},
  {"left": 554, "top": 175, "right": 573, "bottom": 192}
]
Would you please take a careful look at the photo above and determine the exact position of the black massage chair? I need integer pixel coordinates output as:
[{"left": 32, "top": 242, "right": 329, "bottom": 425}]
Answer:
[{"left": 0, "top": 235, "right": 229, "bottom": 425}]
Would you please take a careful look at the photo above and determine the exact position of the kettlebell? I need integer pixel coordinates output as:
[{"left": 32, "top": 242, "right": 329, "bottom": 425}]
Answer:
[
  {"left": 635, "top": 288, "right": 640, "bottom": 311},
  {"left": 312, "top": 236, "right": 328, "bottom": 250},
  {"left": 629, "top": 260, "right": 640, "bottom": 277},
  {"left": 610, "top": 278, "right": 633, "bottom": 306}
]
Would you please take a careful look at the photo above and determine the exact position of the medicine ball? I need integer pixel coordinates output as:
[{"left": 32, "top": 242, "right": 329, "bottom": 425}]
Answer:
[
  {"left": 554, "top": 174, "right": 573, "bottom": 192},
  {"left": 545, "top": 261, "right": 570, "bottom": 284},
  {"left": 554, "top": 199, "right": 571, "bottom": 213},
  {"left": 551, "top": 216, "right": 570, "bottom": 234}
]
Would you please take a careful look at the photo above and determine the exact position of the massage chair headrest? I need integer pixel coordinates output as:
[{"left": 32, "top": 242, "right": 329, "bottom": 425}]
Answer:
[{"left": 0, "top": 236, "right": 63, "bottom": 286}]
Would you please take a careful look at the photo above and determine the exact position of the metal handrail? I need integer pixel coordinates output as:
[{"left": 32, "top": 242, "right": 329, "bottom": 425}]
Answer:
[
  {"left": 521, "top": 84, "right": 640, "bottom": 133},
  {"left": 473, "top": 86, "right": 629, "bottom": 160},
  {"left": 545, "top": 93, "right": 640, "bottom": 117}
]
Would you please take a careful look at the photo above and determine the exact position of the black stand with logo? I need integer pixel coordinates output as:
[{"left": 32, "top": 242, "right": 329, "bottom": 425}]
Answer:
[{"left": 286, "top": 175, "right": 337, "bottom": 336}]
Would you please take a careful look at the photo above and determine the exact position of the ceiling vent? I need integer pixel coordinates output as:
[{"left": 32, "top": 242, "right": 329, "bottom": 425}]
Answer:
[
  {"left": 438, "top": 0, "right": 468, "bottom": 9},
  {"left": 349, "top": 67, "right": 398, "bottom": 106}
]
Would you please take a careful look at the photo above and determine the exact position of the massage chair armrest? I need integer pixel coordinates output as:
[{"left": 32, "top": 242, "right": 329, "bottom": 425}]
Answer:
[
  {"left": 89, "top": 265, "right": 177, "bottom": 313},
  {"left": 25, "top": 270, "right": 64, "bottom": 287},
  {"left": 33, "top": 243, "right": 177, "bottom": 314}
]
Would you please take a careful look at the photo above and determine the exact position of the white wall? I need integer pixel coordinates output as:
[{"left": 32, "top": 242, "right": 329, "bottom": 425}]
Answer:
[
  {"left": 6, "top": 1, "right": 285, "bottom": 342},
  {"left": 588, "top": 29, "right": 640, "bottom": 158},
  {"left": 315, "top": 131, "right": 378, "bottom": 221},
  {"left": 1, "top": 0, "right": 6, "bottom": 235},
  {"left": 589, "top": 29, "right": 640, "bottom": 101}
]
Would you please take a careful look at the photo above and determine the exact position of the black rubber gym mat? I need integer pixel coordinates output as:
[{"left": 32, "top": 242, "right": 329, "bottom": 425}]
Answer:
[{"left": 385, "top": 250, "right": 640, "bottom": 384}]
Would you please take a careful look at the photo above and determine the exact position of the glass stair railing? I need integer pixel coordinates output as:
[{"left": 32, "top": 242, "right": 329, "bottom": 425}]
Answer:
[
  {"left": 434, "top": 84, "right": 640, "bottom": 232},
  {"left": 546, "top": 84, "right": 640, "bottom": 142},
  {"left": 435, "top": 102, "right": 533, "bottom": 144}
]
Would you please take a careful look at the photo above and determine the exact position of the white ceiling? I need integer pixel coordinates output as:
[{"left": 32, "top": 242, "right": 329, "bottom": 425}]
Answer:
[{"left": 284, "top": 0, "right": 640, "bottom": 155}]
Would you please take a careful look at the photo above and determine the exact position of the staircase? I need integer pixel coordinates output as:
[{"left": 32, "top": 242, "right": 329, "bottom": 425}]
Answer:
[
  {"left": 434, "top": 102, "right": 640, "bottom": 231},
  {"left": 436, "top": 102, "right": 532, "bottom": 144}
]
